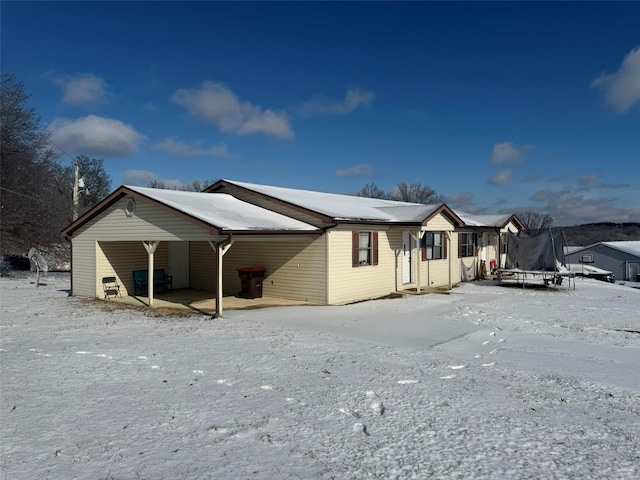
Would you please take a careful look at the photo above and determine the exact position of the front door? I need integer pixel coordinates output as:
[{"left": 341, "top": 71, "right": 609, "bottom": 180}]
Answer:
[
  {"left": 168, "top": 242, "right": 189, "bottom": 289},
  {"left": 402, "top": 231, "right": 413, "bottom": 284}
]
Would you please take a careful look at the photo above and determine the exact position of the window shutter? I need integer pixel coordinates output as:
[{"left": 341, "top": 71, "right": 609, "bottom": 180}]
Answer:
[
  {"left": 352, "top": 231, "right": 359, "bottom": 267},
  {"left": 372, "top": 232, "right": 379, "bottom": 266},
  {"left": 474, "top": 233, "right": 479, "bottom": 257},
  {"left": 443, "top": 232, "right": 448, "bottom": 259},
  {"left": 458, "top": 233, "right": 462, "bottom": 258}
]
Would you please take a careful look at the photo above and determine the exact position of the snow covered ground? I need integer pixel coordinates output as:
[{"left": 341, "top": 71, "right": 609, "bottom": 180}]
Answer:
[{"left": 1, "top": 273, "right": 639, "bottom": 479}]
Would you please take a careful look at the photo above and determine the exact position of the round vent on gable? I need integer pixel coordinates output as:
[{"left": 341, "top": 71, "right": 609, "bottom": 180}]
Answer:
[{"left": 125, "top": 198, "right": 136, "bottom": 217}]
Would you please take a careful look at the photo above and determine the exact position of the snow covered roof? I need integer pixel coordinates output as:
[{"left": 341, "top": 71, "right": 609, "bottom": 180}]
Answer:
[
  {"left": 453, "top": 211, "right": 515, "bottom": 228},
  {"left": 126, "top": 186, "right": 319, "bottom": 232},
  {"left": 212, "top": 179, "right": 461, "bottom": 225},
  {"left": 567, "top": 241, "right": 640, "bottom": 259},
  {"left": 603, "top": 241, "right": 640, "bottom": 257},
  {"left": 62, "top": 185, "right": 320, "bottom": 237}
]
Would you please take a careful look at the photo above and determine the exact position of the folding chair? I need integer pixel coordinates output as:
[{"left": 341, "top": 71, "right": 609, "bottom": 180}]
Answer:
[{"left": 102, "top": 276, "right": 122, "bottom": 299}]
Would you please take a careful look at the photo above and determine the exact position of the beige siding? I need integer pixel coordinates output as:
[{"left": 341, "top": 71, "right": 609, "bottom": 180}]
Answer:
[
  {"left": 70, "top": 237, "right": 96, "bottom": 297},
  {"left": 79, "top": 196, "right": 216, "bottom": 241},
  {"left": 189, "top": 241, "right": 216, "bottom": 292},
  {"left": 418, "top": 214, "right": 458, "bottom": 288},
  {"left": 423, "top": 214, "right": 454, "bottom": 232},
  {"left": 327, "top": 226, "right": 398, "bottom": 305},
  {"left": 96, "top": 241, "right": 169, "bottom": 297},
  {"left": 214, "top": 185, "right": 330, "bottom": 227},
  {"left": 223, "top": 237, "right": 326, "bottom": 303}
]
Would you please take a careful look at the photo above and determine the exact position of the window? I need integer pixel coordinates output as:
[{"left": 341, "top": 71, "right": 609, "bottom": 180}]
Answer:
[
  {"left": 500, "top": 233, "right": 508, "bottom": 254},
  {"left": 423, "top": 232, "right": 446, "bottom": 260},
  {"left": 352, "top": 231, "right": 379, "bottom": 267},
  {"left": 460, "top": 233, "right": 475, "bottom": 257}
]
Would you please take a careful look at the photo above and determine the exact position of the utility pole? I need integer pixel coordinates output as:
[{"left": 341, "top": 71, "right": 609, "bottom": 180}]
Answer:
[{"left": 73, "top": 162, "right": 80, "bottom": 221}]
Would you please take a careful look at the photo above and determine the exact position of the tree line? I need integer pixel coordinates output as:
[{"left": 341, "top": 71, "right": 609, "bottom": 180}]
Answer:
[{"left": 1, "top": 73, "right": 111, "bottom": 261}]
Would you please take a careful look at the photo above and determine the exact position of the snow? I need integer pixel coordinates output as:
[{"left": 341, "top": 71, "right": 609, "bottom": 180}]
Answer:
[
  {"left": 2, "top": 273, "right": 639, "bottom": 479},
  {"left": 452, "top": 211, "right": 513, "bottom": 228},
  {"left": 127, "top": 186, "right": 319, "bottom": 231},
  {"left": 222, "top": 179, "right": 437, "bottom": 223},
  {"left": 604, "top": 241, "right": 640, "bottom": 257}
]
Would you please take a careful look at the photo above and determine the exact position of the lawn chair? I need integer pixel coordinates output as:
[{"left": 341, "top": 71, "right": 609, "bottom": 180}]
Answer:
[{"left": 102, "top": 276, "right": 122, "bottom": 299}]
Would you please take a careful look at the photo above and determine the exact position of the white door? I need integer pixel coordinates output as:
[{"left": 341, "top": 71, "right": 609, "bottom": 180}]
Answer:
[
  {"left": 402, "top": 232, "right": 413, "bottom": 284},
  {"left": 168, "top": 242, "right": 189, "bottom": 289}
]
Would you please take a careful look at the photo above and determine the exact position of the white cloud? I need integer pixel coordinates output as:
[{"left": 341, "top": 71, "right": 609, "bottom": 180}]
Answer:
[
  {"left": 297, "top": 87, "right": 375, "bottom": 118},
  {"left": 488, "top": 169, "right": 514, "bottom": 185},
  {"left": 489, "top": 142, "right": 531, "bottom": 165},
  {"left": 156, "top": 138, "right": 231, "bottom": 158},
  {"left": 122, "top": 170, "right": 184, "bottom": 189},
  {"left": 50, "top": 115, "right": 145, "bottom": 156},
  {"left": 52, "top": 74, "right": 110, "bottom": 106},
  {"left": 172, "top": 81, "right": 293, "bottom": 139},
  {"left": 591, "top": 46, "right": 640, "bottom": 114},
  {"left": 578, "top": 173, "right": 629, "bottom": 189},
  {"left": 334, "top": 163, "right": 373, "bottom": 177}
]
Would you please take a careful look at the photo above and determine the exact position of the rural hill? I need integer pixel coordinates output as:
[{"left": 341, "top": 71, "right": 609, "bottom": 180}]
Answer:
[{"left": 558, "top": 222, "right": 640, "bottom": 246}]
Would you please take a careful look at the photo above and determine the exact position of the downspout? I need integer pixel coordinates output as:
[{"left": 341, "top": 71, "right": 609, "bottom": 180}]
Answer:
[{"left": 209, "top": 235, "right": 233, "bottom": 319}]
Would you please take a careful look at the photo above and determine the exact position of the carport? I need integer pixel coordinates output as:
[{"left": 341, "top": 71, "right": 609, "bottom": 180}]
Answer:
[{"left": 62, "top": 186, "right": 322, "bottom": 317}]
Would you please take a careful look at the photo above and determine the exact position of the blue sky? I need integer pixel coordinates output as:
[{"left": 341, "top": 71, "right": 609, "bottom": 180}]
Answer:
[{"left": 3, "top": 1, "right": 639, "bottom": 226}]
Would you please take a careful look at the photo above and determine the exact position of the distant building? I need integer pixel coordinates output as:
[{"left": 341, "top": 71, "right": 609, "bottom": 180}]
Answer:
[{"left": 565, "top": 241, "right": 640, "bottom": 282}]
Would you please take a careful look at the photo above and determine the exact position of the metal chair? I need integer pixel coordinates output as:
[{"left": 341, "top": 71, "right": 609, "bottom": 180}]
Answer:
[{"left": 102, "top": 276, "right": 122, "bottom": 299}]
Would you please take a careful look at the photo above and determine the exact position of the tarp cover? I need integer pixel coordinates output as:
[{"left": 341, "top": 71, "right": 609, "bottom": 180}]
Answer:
[{"left": 505, "top": 230, "right": 565, "bottom": 271}]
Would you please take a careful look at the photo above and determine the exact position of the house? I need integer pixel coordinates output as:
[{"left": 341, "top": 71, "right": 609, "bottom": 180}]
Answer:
[
  {"left": 62, "top": 179, "right": 522, "bottom": 315},
  {"left": 565, "top": 241, "right": 640, "bottom": 282},
  {"left": 451, "top": 212, "right": 523, "bottom": 280}
]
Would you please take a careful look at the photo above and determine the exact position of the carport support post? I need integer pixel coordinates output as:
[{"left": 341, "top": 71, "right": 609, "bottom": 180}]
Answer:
[
  {"left": 209, "top": 236, "right": 233, "bottom": 319},
  {"left": 143, "top": 241, "right": 159, "bottom": 307}
]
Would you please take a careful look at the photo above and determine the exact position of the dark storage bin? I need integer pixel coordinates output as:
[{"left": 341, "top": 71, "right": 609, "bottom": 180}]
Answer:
[
  {"left": 636, "top": 273, "right": 640, "bottom": 282},
  {"left": 237, "top": 267, "right": 266, "bottom": 299}
]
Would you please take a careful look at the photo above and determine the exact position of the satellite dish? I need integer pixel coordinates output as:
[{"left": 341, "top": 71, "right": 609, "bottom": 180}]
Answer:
[{"left": 28, "top": 248, "right": 48, "bottom": 287}]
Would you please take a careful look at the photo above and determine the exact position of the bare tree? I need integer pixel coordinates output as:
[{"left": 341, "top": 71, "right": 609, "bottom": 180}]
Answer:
[
  {"left": 389, "top": 182, "right": 443, "bottom": 204},
  {"left": 147, "top": 179, "right": 215, "bottom": 191},
  {"left": 355, "top": 182, "right": 387, "bottom": 199},
  {"left": 1, "top": 73, "right": 66, "bottom": 255},
  {"left": 516, "top": 210, "right": 554, "bottom": 236}
]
